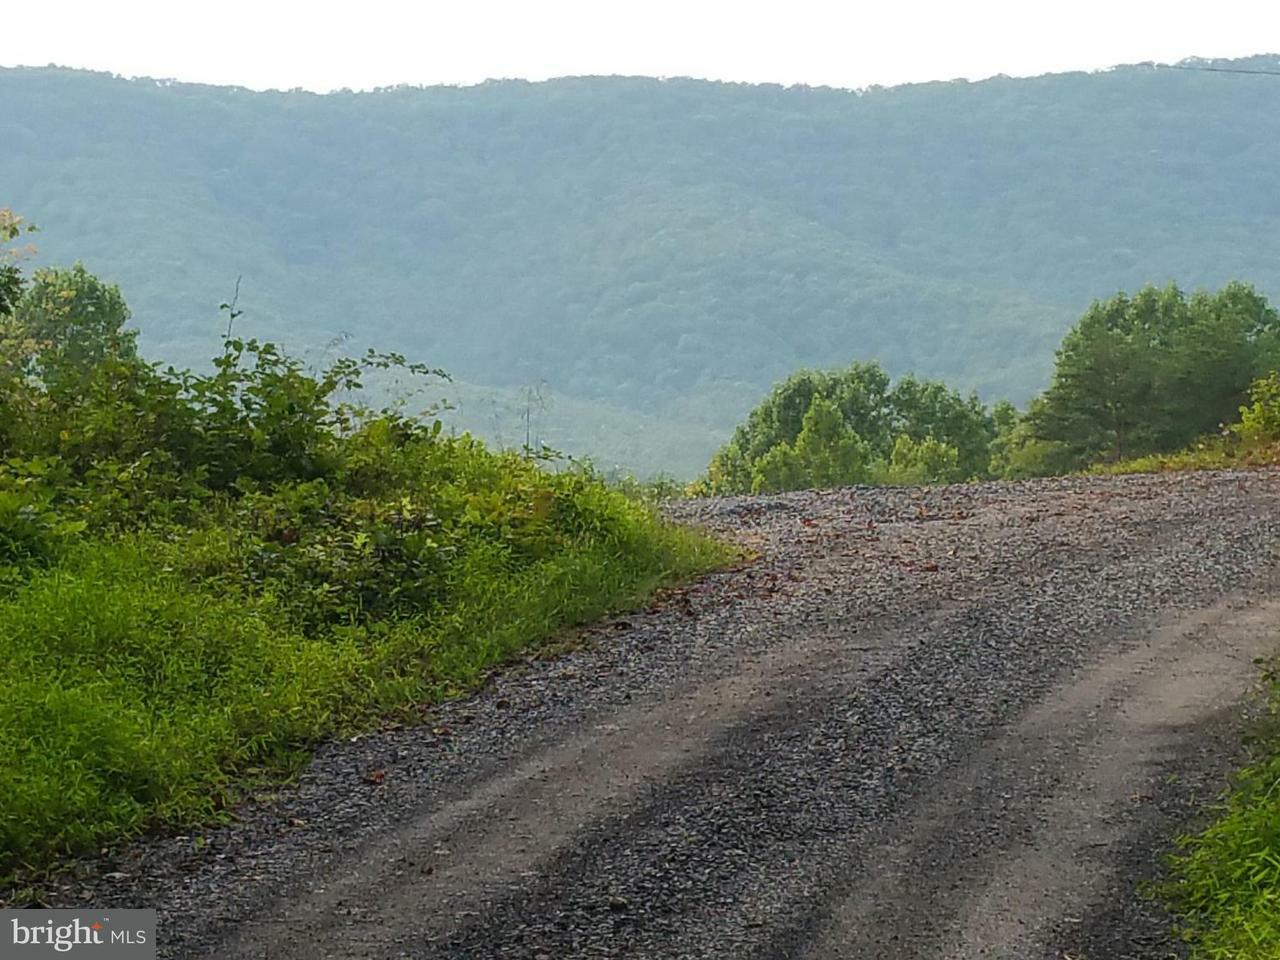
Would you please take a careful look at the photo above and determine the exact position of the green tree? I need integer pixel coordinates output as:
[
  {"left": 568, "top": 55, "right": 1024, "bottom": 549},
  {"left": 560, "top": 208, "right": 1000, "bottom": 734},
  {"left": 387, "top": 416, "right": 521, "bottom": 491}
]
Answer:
[
  {"left": 750, "top": 443, "right": 803, "bottom": 494},
  {"left": 13, "top": 264, "right": 138, "bottom": 380},
  {"left": 1031, "top": 284, "right": 1280, "bottom": 466},
  {"left": 0, "top": 208, "right": 36, "bottom": 318},
  {"left": 706, "top": 361, "right": 993, "bottom": 493},
  {"left": 749, "top": 397, "right": 872, "bottom": 493},
  {"left": 879, "top": 434, "right": 963, "bottom": 485},
  {"left": 1031, "top": 286, "right": 1176, "bottom": 464},
  {"left": 1159, "top": 283, "right": 1279, "bottom": 445},
  {"left": 887, "top": 374, "right": 993, "bottom": 479},
  {"left": 988, "top": 398, "right": 1076, "bottom": 479},
  {"left": 790, "top": 396, "right": 873, "bottom": 488}
]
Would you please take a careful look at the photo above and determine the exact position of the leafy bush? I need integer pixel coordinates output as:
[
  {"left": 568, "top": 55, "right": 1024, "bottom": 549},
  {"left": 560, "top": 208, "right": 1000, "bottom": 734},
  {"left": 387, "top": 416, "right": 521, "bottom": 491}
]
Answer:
[
  {"left": 0, "top": 254, "right": 730, "bottom": 879},
  {"left": 1235, "top": 372, "right": 1280, "bottom": 446},
  {"left": 0, "top": 464, "right": 85, "bottom": 586}
]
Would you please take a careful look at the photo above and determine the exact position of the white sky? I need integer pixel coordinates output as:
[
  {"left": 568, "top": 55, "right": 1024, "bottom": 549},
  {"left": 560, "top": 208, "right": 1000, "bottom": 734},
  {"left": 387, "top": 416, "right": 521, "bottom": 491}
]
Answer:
[{"left": 5, "top": 0, "right": 1280, "bottom": 92}]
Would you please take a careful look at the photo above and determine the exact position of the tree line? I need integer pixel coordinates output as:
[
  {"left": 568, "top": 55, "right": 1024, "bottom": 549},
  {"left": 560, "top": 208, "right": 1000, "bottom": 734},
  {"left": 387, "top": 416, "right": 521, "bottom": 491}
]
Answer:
[{"left": 701, "top": 282, "right": 1280, "bottom": 494}]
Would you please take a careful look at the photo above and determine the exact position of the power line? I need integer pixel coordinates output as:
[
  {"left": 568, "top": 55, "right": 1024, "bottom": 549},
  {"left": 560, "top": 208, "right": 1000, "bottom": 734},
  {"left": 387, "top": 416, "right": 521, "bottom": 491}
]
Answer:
[{"left": 1166, "top": 63, "right": 1280, "bottom": 78}]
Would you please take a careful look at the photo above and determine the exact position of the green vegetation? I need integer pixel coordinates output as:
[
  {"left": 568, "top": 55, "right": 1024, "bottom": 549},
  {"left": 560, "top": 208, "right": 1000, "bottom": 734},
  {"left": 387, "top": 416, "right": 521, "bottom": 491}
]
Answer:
[
  {"left": 1029, "top": 283, "right": 1280, "bottom": 467},
  {"left": 708, "top": 282, "right": 1280, "bottom": 493},
  {"left": 6, "top": 57, "right": 1280, "bottom": 474},
  {"left": 1163, "top": 663, "right": 1280, "bottom": 959},
  {"left": 699, "top": 362, "right": 989, "bottom": 494},
  {"left": 6, "top": 52, "right": 1280, "bottom": 926},
  {"left": 0, "top": 224, "right": 727, "bottom": 880},
  {"left": 1095, "top": 371, "right": 1280, "bottom": 476}
]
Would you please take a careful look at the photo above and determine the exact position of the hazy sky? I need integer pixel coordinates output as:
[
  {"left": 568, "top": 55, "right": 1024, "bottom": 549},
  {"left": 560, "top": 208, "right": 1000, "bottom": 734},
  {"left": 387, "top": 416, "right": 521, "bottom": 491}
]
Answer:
[{"left": 6, "top": 0, "right": 1280, "bottom": 92}]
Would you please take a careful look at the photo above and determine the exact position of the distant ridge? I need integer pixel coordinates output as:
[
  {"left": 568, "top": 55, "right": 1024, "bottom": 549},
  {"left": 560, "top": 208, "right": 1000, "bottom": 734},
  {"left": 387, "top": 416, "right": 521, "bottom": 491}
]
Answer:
[{"left": 5, "top": 56, "right": 1280, "bottom": 473}]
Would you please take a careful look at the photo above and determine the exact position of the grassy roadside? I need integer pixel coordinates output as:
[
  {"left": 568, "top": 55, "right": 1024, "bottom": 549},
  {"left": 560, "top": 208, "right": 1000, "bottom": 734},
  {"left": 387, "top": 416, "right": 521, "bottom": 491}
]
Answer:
[
  {"left": 1090, "top": 438, "right": 1280, "bottom": 476},
  {"left": 0, "top": 261, "right": 733, "bottom": 885},
  {"left": 0, "top": 469, "right": 729, "bottom": 884},
  {"left": 1162, "top": 662, "right": 1280, "bottom": 958}
]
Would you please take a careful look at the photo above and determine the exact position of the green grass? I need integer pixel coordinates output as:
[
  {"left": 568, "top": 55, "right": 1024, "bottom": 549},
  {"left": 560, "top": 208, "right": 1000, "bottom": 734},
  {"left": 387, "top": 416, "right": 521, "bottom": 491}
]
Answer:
[
  {"left": 1163, "top": 663, "right": 1280, "bottom": 959},
  {"left": 0, "top": 465, "right": 730, "bottom": 883},
  {"left": 1091, "top": 439, "right": 1280, "bottom": 477}
]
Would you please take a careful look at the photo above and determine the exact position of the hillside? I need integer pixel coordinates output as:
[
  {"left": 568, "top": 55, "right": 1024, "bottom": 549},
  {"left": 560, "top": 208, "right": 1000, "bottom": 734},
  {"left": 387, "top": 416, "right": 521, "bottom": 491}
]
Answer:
[{"left": 5, "top": 57, "right": 1280, "bottom": 474}]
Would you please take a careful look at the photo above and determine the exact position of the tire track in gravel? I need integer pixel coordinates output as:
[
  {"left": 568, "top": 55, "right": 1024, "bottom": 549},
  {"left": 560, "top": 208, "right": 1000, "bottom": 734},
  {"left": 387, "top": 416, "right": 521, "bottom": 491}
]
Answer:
[
  {"left": 31, "top": 471, "right": 1280, "bottom": 960},
  {"left": 802, "top": 594, "right": 1278, "bottom": 959},
  {"left": 207, "top": 609, "right": 929, "bottom": 957},
  {"left": 413, "top": 492, "right": 1274, "bottom": 960}
]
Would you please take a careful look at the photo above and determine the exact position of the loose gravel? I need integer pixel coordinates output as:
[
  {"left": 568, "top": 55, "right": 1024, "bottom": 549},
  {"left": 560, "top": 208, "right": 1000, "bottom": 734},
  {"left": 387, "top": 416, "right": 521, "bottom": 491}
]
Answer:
[{"left": 13, "top": 470, "right": 1280, "bottom": 959}]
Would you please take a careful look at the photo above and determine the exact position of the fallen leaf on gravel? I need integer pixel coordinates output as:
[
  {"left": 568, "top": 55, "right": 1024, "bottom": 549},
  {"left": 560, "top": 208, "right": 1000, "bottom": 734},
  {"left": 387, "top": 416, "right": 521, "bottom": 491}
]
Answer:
[{"left": 361, "top": 769, "right": 387, "bottom": 785}]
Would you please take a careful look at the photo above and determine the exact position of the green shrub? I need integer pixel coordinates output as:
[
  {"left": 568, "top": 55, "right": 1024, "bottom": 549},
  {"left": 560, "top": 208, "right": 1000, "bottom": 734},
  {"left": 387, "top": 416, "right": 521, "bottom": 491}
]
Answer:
[
  {"left": 0, "top": 459, "right": 85, "bottom": 586},
  {"left": 1235, "top": 373, "right": 1280, "bottom": 447},
  {"left": 0, "top": 259, "right": 731, "bottom": 881}
]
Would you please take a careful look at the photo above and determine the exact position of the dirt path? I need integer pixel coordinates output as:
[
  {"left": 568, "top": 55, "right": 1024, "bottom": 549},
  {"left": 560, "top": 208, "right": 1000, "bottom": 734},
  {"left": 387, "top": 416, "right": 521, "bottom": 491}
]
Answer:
[{"left": 49, "top": 471, "right": 1280, "bottom": 959}]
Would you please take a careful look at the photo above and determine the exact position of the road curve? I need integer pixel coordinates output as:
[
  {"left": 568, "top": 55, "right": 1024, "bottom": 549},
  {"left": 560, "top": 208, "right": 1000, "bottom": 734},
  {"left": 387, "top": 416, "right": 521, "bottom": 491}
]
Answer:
[{"left": 60, "top": 472, "right": 1280, "bottom": 959}]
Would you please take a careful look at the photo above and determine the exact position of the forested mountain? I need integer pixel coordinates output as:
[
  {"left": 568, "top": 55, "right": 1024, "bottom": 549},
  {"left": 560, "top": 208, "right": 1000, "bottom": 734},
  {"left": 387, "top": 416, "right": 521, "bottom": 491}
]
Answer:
[{"left": 4, "top": 57, "right": 1280, "bottom": 475}]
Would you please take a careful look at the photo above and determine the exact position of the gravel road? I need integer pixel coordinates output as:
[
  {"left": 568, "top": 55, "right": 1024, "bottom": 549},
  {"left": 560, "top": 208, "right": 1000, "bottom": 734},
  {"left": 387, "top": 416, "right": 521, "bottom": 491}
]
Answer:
[{"left": 33, "top": 471, "right": 1280, "bottom": 959}]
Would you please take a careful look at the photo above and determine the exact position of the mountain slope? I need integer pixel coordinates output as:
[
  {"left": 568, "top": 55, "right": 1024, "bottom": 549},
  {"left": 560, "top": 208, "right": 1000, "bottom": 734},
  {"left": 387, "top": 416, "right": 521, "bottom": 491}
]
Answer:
[{"left": 4, "top": 58, "right": 1280, "bottom": 474}]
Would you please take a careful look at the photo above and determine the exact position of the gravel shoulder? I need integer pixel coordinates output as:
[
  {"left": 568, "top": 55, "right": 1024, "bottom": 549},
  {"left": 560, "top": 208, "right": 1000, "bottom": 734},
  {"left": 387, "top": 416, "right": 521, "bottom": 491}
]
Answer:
[{"left": 29, "top": 471, "right": 1280, "bottom": 959}]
